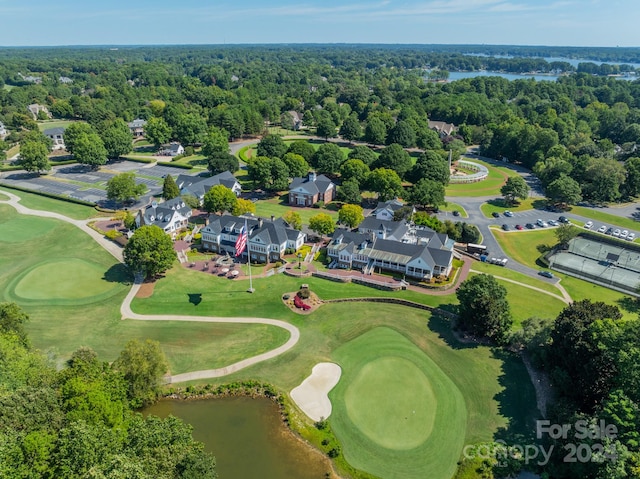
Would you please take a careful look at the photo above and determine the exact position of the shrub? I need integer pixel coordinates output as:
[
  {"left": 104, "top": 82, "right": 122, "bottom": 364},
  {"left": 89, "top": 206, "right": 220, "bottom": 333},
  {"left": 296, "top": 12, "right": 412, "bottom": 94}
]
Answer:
[
  {"left": 327, "top": 448, "right": 340, "bottom": 458},
  {"left": 314, "top": 419, "right": 328, "bottom": 430},
  {"left": 298, "top": 289, "right": 311, "bottom": 300},
  {"left": 105, "top": 229, "right": 122, "bottom": 240},
  {"left": 313, "top": 201, "right": 324, "bottom": 209},
  {"left": 184, "top": 146, "right": 195, "bottom": 156},
  {"left": 274, "top": 261, "right": 283, "bottom": 268}
]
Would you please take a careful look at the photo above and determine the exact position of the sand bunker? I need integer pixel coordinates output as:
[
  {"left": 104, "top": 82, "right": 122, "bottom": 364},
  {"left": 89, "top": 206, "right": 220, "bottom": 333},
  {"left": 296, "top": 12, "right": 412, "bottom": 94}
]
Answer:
[{"left": 290, "top": 362, "right": 342, "bottom": 422}]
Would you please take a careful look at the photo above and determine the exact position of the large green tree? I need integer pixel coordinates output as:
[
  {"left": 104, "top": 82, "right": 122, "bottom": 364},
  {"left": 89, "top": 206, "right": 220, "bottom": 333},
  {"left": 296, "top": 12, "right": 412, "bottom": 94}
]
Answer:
[
  {"left": 123, "top": 225, "right": 177, "bottom": 279},
  {"left": 500, "top": 175, "right": 530, "bottom": 205},
  {"left": 547, "top": 300, "right": 623, "bottom": 412},
  {"left": 408, "top": 150, "right": 449, "bottom": 185},
  {"left": 100, "top": 119, "right": 133, "bottom": 159},
  {"left": 19, "top": 140, "right": 51, "bottom": 174},
  {"left": 546, "top": 174, "right": 582, "bottom": 206},
  {"left": 257, "top": 134, "right": 287, "bottom": 159},
  {"left": 340, "top": 159, "right": 370, "bottom": 186},
  {"left": 63, "top": 122, "right": 94, "bottom": 155},
  {"left": 106, "top": 172, "right": 147, "bottom": 204},
  {"left": 408, "top": 179, "right": 445, "bottom": 209},
  {"left": 309, "top": 213, "right": 336, "bottom": 237},
  {"left": 282, "top": 210, "right": 303, "bottom": 230},
  {"left": 387, "top": 120, "right": 416, "bottom": 148},
  {"left": 364, "top": 116, "right": 387, "bottom": 145},
  {"left": 282, "top": 153, "right": 309, "bottom": 178},
  {"left": 287, "top": 141, "right": 316, "bottom": 163},
  {"left": 347, "top": 145, "right": 377, "bottom": 166},
  {"left": 112, "top": 339, "right": 169, "bottom": 408},
  {"left": 373, "top": 143, "right": 413, "bottom": 179},
  {"left": 0, "top": 302, "right": 29, "bottom": 346},
  {"left": 202, "top": 185, "right": 237, "bottom": 214},
  {"left": 339, "top": 115, "right": 362, "bottom": 143},
  {"left": 338, "top": 204, "right": 364, "bottom": 228},
  {"left": 144, "top": 117, "right": 172, "bottom": 148},
  {"left": 311, "top": 142, "right": 344, "bottom": 175},
  {"left": 202, "top": 127, "right": 229, "bottom": 159},
  {"left": 456, "top": 274, "right": 513, "bottom": 344},
  {"left": 338, "top": 179, "right": 362, "bottom": 204},
  {"left": 73, "top": 131, "right": 108, "bottom": 169},
  {"left": 366, "top": 168, "right": 403, "bottom": 202}
]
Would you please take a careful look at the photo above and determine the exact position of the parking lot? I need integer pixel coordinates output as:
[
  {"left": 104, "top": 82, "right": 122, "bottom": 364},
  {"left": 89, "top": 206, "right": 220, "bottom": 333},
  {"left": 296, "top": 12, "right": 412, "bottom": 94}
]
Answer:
[{"left": 0, "top": 160, "right": 201, "bottom": 208}]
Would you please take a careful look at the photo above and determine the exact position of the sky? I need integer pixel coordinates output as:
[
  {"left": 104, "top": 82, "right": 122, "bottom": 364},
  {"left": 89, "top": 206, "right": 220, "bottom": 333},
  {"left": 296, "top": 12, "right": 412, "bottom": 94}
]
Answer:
[{"left": 0, "top": 0, "right": 636, "bottom": 47}]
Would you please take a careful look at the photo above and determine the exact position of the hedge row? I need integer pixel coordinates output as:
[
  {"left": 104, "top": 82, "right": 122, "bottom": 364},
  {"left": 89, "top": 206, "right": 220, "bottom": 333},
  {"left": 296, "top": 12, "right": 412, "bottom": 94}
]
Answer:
[
  {"left": 0, "top": 182, "right": 97, "bottom": 207},
  {"left": 121, "top": 156, "right": 154, "bottom": 164},
  {"left": 157, "top": 161, "right": 193, "bottom": 170}
]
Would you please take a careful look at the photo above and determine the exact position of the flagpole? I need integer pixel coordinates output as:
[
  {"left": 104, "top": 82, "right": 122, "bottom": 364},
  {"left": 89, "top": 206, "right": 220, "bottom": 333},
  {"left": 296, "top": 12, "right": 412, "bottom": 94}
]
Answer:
[{"left": 246, "top": 219, "right": 254, "bottom": 293}]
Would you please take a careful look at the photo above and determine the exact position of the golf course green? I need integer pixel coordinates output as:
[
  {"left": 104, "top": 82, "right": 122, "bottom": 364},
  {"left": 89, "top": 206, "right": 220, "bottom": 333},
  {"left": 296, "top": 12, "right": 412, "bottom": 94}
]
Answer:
[
  {"left": 13, "top": 258, "right": 118, "bottom": 302},
  {"left": 330, "top": 327, "right": 467, "bottom": 479}
]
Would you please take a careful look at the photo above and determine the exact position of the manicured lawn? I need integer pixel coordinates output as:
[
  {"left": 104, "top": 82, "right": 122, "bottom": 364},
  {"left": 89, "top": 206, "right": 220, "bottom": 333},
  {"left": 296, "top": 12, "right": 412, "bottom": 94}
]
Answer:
[
  {"left": 569, "top": 205, "right": 640, "bottom": 232},
  {"left": 446, "top": 160, "right": 513, "bottom": 197},
  {"left": 492, "top": 229, "right": 557, "bottom": 269},
  {"left": 37, "top": 120, "right": 77, "bottom": 131},
  {"left": 470, "top": 261, "right": 562, "bottom": 296},
  {"left": 330, "top": 327, "right": 466, "bottom": 479},
  {"left": 0, "top": 192, "right": 8, "bottom": 200},
  {"left": 254, "top": 195, "right": 339, "bottom": 225},
  {"left": 0, "top": 186, "right": 99, "bottom": 220},
  {"left": 480, "top": 197, "right": 542, "bottom": 217},
  {"left": 169, "top": 154, "right": 208, "bottom": 169},
  {"left": 467, "top": 273, "right": 566, "bottom": 327}
]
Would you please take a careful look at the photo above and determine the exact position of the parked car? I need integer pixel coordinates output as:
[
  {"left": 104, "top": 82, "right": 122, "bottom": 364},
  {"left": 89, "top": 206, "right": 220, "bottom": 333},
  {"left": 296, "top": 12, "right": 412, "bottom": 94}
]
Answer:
[
  {"left": 548, "top": 219, "right": 558, "bottom": 226},
  {"left": 613, "top": 229, "right": 621, "bottom": 237},
  {"left": 453, "top": 210, "right": 460, "bottom": 217},
  {"left": 597, "top": 225, "right": 607, "bottom": 233},
  {"left": 584, "top": 221, "right": 593, "bottom": 229},
  {"left": 536, "top": 219, "right": 548, "bottom": 227},
  {"left": 606, "top": 227, "right": 613, "bottom": 235},
  {"left": 492, "top": 212, "right": 500, "bottom": 218},
  {"left": 539, "top": 270, "right": 555, "bottom": 278},
  {"left": 627, "top": 233, "right": 636, "bottom": 241},
  {"left": 526, "top": 223, "right": 535, "bottom": 229},
  {"left": 558, "top": 216, "right": 569, "bottom": 223},
  {"left": 504, "top": 211, "right": 514, "bottom": 217},
  {"left": 620, "top": 230, "right": 629, "bottom": 239},
  {"left": 515, "top": 224, "right": 524, "bottom": 230},
  {"left": 502, "top": 224, "right": 511, "bottom": 231}
]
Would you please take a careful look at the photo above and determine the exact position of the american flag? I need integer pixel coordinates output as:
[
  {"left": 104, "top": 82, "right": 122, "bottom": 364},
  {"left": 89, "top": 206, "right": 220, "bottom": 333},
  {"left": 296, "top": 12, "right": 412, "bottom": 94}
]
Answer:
[{"left": 234, "top": 221, "right": 248, "bottom": 257}]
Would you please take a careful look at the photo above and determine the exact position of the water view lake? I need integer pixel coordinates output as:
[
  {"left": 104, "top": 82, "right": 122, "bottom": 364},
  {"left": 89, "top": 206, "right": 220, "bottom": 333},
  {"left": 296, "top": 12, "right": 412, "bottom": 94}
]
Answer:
[{"left": 144, "top": 396, "right": 331, "bottom": 479}]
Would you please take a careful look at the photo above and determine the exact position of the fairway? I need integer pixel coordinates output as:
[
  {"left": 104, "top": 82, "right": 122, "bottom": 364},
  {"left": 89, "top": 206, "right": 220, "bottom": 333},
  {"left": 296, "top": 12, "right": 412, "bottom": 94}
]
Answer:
[
  {"left": 330, "top": 327, "right": 467, "bottom": 479},
  {"left": 0, "top": 214, "right": 57, "bottom": 242},
  {"left": 12, "top": 258, "right": 120, "bottom": 302}
]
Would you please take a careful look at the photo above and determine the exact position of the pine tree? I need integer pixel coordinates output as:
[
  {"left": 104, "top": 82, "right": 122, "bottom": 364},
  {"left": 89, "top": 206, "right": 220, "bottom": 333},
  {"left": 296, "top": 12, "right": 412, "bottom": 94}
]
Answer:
[{"left": 162, "top": 174, "right": 180, "bottom": 200}]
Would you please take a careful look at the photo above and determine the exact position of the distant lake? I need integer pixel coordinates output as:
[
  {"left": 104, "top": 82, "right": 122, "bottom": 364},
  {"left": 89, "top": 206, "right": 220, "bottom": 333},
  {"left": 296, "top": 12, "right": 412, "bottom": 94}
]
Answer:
[
  {"left": 446, "top": 70, "right": 560, "bottom": 82},
  {"left": 144, "top": 397, "right": 331, "bottom": 479},
  {"left": 465, "top": 53, "right": 640, "bottom": 69}
]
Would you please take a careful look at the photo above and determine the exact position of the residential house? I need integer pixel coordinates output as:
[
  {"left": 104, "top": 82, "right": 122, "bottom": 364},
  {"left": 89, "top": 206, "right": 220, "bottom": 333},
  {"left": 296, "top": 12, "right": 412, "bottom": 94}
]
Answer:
[
  {"left": 158, "top": 142, "right": 184, "bottom": 157},
  {"left": 175, "top": 171, "right": 242, "bottom": 201},
  {"left": 43, "top": 127, "right": 66, "bottom": 150},
  {"left": 327, "top": 227, "right": 454, "bottom": 280},
  {"left": 370, "top": 199, "right": 407, "bottom": 221},
  {"left": 59, "top": 76, "right": 73, "bottom": 84},
  {"left": 201, "top": 214, "right": 306, "bottom": 264},
  {"left": 26, "top": 104, "right": 51, "bottom": 120},
  {"left": 128, "top": 118, "right": 147, "bottom": 137},
  {"left": 135, "top": 197, "right": 192, "bottom": 236},
  {"left": 357, "top": 216, "right": 410, "bottom": 241},
  {"left": 428, "top": 120, "right": 456, "bottom": 138},
  {"left": 0, "top": 122, "right": 7, "bottom": 139},
  {"left": 288, "top": 172, "right": 335, "bottom": 207},
  {"left": 286, "top": 110, "right": 304, "bottom": 130}
]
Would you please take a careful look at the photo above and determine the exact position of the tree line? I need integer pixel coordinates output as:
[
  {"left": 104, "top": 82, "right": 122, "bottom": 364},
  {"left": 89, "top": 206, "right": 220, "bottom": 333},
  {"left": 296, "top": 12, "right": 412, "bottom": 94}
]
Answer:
[{"left": 0, "top": 302, "right": 217, "bottom": 478}]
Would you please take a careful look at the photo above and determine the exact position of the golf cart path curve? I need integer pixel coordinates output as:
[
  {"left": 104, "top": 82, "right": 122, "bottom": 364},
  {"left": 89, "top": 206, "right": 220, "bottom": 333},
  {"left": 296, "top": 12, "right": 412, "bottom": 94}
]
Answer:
[{"left": 0, "top": 191, "right": 300, "bottom": 383}]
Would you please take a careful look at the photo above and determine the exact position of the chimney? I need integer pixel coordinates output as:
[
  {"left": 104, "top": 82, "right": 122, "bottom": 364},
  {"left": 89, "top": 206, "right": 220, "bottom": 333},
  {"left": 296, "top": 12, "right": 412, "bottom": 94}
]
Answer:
[
  {"left": 258, "top": 218, "right": 263, "bottom": 228},
  {"left": 271, "top": 215, "right": 275, "bottom": 223},
  {"left": 308, "top": 171, "right": 317, "bottom": 182}
]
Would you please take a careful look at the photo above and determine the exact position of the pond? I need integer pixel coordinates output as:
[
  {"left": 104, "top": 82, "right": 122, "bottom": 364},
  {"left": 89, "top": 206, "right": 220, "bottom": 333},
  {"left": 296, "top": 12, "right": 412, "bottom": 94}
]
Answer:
[{"left": 144, "top": 396, "right": 332, "bottom": 479}]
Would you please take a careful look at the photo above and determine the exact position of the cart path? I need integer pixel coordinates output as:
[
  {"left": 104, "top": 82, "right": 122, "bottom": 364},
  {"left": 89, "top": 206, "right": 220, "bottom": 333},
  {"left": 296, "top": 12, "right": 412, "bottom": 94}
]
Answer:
[
  {"left": 0, "top": 190, "right": 300, "bottom": 383},
  {"left": 470, "top": 269, "right": 572, "bottom": 304}
]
